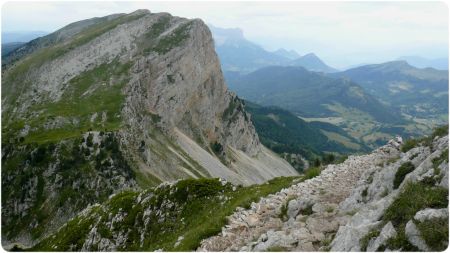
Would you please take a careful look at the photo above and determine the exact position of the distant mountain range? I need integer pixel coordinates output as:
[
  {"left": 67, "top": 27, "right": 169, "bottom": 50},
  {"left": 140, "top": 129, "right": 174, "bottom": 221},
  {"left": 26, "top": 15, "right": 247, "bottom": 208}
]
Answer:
[
  {"left": 209, "top": 25, "right": 289, "bottom": 73},
  {"left": 273, "top": 48, "right": 300, "bottom": 60},
  {"left": 228, "top": 65, "right": 399, "bottom": 124},
  {"left": 208, "top": 25, "right": 337, "bottom": 73},
  {"left": 397, "top": 56, "right": 448, "bottom": 70},
  {"left": 2, "top": 31, "right": 48, "bottom": 44},
  {"left": 334, "top": 61, "right": 449, "bottom": 119},
  {"left": 227, "top": 63, "right": 448, "bottom": 147},
  {"left": 290, "top": 53, "right": 338, "bottom": 73}
]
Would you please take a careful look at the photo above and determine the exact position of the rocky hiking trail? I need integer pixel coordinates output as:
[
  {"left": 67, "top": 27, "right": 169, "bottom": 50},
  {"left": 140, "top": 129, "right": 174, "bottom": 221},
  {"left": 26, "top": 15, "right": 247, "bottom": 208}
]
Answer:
[{"left": 199, "top": 139, "right": 402, "bottom": 251}]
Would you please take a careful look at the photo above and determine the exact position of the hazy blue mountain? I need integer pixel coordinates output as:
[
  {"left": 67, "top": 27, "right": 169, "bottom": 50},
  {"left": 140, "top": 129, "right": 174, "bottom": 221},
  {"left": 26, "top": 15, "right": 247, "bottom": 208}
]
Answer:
[
  {"left": 334, "top": 61, "right": 449, "bottom": 119},
  {"left": 1, "top": 42, "right": 25, "bottom": 56},
  {"left": 398, "top": 56, "right": 448, "bottom": 70},
  {"left": 209, "top": 25, "right": 290, "bottom": 72},
  {"left": 2, "top": 31, "right": 48, "bottom": 44},
  {"left": 273, "top": 48, "right": 300, "bottom": 60},
  {"left": 342, "top": 62, "right": 372, "bottom": 70},
  {"left": 209, "top": 25, "right": 336, "bottom": 74},
  {"left": 290, "top": 53, "right": 338, "bottom": 73}
]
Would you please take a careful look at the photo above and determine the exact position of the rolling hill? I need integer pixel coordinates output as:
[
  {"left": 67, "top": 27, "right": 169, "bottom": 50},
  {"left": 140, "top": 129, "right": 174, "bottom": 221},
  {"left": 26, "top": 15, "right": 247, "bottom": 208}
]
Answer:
[
  {"left": 226, "top": 66, "right": 420, "bottom": 147},
  {"left": 228, "top": 66, "right": 400, "bottom": 123},
  {"left": 333, "top": 61, "right": 448, "bottom": 124}
]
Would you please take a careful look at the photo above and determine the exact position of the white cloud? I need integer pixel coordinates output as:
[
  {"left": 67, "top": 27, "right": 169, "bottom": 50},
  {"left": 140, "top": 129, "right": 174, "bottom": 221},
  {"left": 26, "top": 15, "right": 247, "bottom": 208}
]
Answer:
[{"left": 1, "top": 1, "right": 448, "bottom": 68}]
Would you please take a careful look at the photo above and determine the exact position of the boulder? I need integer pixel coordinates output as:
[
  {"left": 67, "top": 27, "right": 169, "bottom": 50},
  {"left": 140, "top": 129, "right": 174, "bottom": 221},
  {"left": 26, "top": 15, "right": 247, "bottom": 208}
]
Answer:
[
  {"left": 287, "top": 198, "right": 313, "bottom": 219},
  {"left": 306, "top": 217, "right": 339, "bottom": 234},
  {"left": 414, "top": 208, "right": 448, "bottom": 222},
  {"left": 366, "top": 221, "right": 396, "bottom": 251},
  {"left": 246, "top": 214, "right": 260, "bottom": 227},
  {"left": 294, "top": 241, "right": 315, "bottom": 251},
  {"left": 252, "top": 230, "right": 296, "bottom": 251},
  {"left": 405, "top": 220, "right": 430, "bottom": 251}
]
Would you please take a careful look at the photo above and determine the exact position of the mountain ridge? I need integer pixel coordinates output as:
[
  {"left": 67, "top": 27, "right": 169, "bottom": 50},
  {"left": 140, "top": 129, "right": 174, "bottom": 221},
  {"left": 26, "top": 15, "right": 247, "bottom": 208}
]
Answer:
[
  {"left": 333, "top": 60, "right": 448, "bottom": 122},
  {"left": 290, "top": 53, "right": 338, "bottom": 73},
  {"left": 397, "top": 55, "right": 448, "bottom": 70},
  {"left": 209, "top": 25, "right": 337, "bottom": 73},
  {"left": 1, "top": 10, "right": 297, "bottom": 247},
  {"left": 227, "top": 65, "right": 400, "bottom": 124},
  {"left": 273, "top": 48, "right": 300, "bottom": 60}
]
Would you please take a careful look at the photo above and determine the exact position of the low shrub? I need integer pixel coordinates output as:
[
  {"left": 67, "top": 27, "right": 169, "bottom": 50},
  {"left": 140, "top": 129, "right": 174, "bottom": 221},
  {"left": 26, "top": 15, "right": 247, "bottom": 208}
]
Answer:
[
  {"left": 431, "top": 125, "right": 448, "bottom": 139},
  {"left": 304, "top": 167, "right": 321, "bottom": 180},
  {"left": 383, "top": 181, "right": 447, "bottom": 251},
  {"left": 385, "top": 226, "right": 419, "bottom": 251},
  {"left": 393, "top": 162, "right": 415, "bottom": 189},
  {"left": 415, "top": 218, "right": 449, "bottom": 251},
  {"left": 299, "top": 204, "right": 314, "bottom": 215},
  {"left": 401, "top": 125, "right": 448, "bottom": 152},
  {"left": 401, "top": 139, "right": 420, "bottom": 153},
  {"left": 384, "top": 182, "right": 448, "bottom": 226}
]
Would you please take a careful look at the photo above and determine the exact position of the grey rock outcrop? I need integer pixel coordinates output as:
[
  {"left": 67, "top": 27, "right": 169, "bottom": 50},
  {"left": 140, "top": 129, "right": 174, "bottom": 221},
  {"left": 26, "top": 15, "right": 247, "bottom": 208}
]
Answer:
[
  {"left": 414, "top": 208, "right": 448, "bottom": 222},
  {"left": 405, "top": 220, "right": 430, "bottom": 251},
  {"left": 330, "top": 135, "right": 448, "bottom": 251},
  {"left": 199, "top": 135, "right": 449, "bottom": 252},
  {"left": 366, "top": 222, "right": 396, "bottom": 252},
  {"left": 198, "top": 138, "right": 403, "bottom": 251}
]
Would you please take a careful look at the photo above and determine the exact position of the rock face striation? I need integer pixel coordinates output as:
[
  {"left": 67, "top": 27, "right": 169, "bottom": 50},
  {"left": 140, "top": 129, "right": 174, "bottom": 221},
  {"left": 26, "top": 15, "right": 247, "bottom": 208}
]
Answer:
[
  {"left": 1, "top": 10, "right": 296, "bottom": 247},
  {"left": 199, "top": 134, "right": 449, "bottom": 251}
]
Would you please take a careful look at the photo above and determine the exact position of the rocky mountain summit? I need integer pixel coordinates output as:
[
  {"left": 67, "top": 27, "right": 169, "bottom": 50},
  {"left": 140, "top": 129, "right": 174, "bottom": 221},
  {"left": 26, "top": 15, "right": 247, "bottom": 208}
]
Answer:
[
  {"left": 199, "top": 130, "right": 448, "bottom": 251},
  {"left": 2, "top": 10, "right": 296, "bottom": 247}
]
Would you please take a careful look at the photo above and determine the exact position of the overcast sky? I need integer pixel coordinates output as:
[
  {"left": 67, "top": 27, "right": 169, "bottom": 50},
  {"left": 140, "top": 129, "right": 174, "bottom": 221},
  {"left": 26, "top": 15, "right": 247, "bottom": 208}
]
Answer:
[{"left": 2, "top": 1, "right": 448, "bottom": 68}]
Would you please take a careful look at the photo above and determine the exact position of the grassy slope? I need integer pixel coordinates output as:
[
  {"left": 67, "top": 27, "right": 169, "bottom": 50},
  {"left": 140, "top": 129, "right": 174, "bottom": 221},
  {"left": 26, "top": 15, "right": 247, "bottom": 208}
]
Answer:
[
  {"left": 1, "top": 133, "right": 137, "bottom": 241},
  {"left": 32, "top": 176, "right": 304, "bottom": 251},
  {"left": 0, "top": 21, "right": 140, "bottom": 240},
  {"left": 2, "top": 13, "right": 146, "bottom": 113}
]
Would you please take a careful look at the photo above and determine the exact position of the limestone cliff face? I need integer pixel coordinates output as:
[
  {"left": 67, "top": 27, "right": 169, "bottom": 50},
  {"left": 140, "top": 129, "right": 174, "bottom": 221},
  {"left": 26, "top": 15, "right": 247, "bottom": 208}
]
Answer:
[
  {"left": 118, "top": 12, "right": 267, "bottom": 183},
  {"left": 2, "top": 10, "right": 295, "bottom": 185}
]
